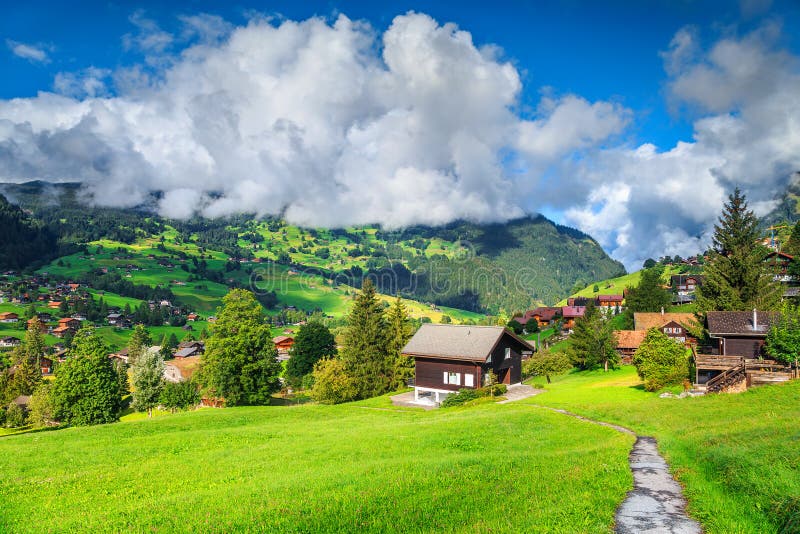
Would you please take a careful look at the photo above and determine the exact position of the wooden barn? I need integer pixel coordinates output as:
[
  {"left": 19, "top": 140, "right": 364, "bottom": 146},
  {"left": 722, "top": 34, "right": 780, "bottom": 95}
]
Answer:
[{"left": 402, "top": 324, "right": 534, "bottom": 405}]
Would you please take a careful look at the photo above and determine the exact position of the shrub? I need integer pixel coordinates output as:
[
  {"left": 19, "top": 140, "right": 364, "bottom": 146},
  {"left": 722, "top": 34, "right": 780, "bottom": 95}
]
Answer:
[
  {"left": 440, "top": 384, "right": 507, "bottom": 408},
  {"left": 5, "top": 402, "right": 25, "bottom": 428},
  {"left": 28, "top": 383, "right": 56, "bottom": 427},
  {"left": 632, "top": 328, "right": 690, "bottom": 392},
  {"left": 159, "top": 381, "right": 201, "bottom": 412},
  {"left": 523, "top": 350, "right": 572, "bottom": 383},
  {"left": 310, "top": 359, "right": 358, "bottom": 405}
]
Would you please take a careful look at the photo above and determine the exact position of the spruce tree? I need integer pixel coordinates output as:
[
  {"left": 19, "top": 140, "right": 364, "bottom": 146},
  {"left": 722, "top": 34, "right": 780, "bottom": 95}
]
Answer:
[
  {"left": 285, "top": 322, "right": 337, "bottom": 388},
  {"left": 566, "top": 303, "right": 619, "bottom": 371},
  {"left": 386, "top": 298, "right": 414, "bottom": 390},
  {"left": 24, "top": 318, "right": 46, "bottom": 370},
  {"left": 340, "top": 279, "right": 391, "bottom": 399},
  {"left": 622, "top": 266, "right": 672, "bottom": 328},
  {"left": 784, "top": 221, "right": 800, "bottom": 257},
  {"left": 696, "top": 188, "right": 781, "bottom": 313}
]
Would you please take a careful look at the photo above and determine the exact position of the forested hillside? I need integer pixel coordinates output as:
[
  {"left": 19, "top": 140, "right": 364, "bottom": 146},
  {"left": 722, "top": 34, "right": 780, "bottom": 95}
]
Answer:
[
  {"left": 0, "top": 193, "right": 60, "bottom": 270},
  {"left": 1, "top": 181, "right": 625, "bottom": 312}
]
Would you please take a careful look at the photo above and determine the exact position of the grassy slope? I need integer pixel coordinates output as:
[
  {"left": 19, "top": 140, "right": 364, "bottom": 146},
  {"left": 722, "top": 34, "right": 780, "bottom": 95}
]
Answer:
[
  {"left": 555, "top": 265, "right": 696, "bottom": 306},
  {"left": 527, "top": 367, "right": 800, "bottom": 533},
  {"left": 0, "top": 402, "right": 632, "bottom": 533}
]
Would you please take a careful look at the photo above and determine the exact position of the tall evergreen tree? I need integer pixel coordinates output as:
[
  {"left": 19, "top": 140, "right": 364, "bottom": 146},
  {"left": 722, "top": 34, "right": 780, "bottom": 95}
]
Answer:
[
  {"left": 127, "top": 324, "right": 152, "bottom": 366},
  {"left": 340, "top": 279, "right": 391, "bottom": 399},
  {"left": 784, "top": 221, "right": 800, "bottom": 256},
  {"left": 567, "top": 303, "right": 619, "bottom": 371},
  {"left": 285, "top": 322, "right": 337, "bottom": 388},
  {"left": 198, "top": 289, "right": 281, "bottom": 406},
  {"left": 24, "top": 318, "right": 47, "bottom": 370},
  {"left": 386, "top": 297, "right": 414, "bottom": 390},
  {"left": 621, "top": 266, "right": 672, "bottom": 329},
  {"left": 696, "top": 188, "right": 781, "bottom": 313}
]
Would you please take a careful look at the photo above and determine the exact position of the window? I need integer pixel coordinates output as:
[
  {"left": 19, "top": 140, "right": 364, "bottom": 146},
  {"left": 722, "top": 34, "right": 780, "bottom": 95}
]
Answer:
[
  {"left": 504, "top": 347, "right": 511, "bottom": 360},
  {"left": 464, "top": 374, "right": 474, "bottom": 387},
  {"left": 443, "top": 372, "right": 460, "bottom": 385}
]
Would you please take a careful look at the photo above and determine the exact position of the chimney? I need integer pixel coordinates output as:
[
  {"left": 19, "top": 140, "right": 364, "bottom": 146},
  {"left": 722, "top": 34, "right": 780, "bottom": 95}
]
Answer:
[
  {"left": 661, "top": 307, "right": 664, "bottom": 316},
  {"left": 753, "top": 308, "right": 758, "bottom": 330}
]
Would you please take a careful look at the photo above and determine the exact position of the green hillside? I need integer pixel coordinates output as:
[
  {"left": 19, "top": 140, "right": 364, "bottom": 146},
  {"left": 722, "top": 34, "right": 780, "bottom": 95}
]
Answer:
[
  {"left": 555, "top": 265, "right": 693, "bottom": 306},
  {"left": 2, "top": 181, "right": 626, "bottom": 313},
  {"left": 0, "top": 400, "right": 632, "bottom": 532}
]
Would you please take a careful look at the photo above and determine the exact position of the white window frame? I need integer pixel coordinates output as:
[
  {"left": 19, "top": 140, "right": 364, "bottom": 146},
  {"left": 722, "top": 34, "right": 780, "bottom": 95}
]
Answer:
[
  {"left": 464, "top": 373, "right": 474, "bottom": 387},
  {"left": 504, "top": 347, "right": 511, "bottom": 360},
  {"left": 443, "top": 372, "right": 461, "bottom": 386}
]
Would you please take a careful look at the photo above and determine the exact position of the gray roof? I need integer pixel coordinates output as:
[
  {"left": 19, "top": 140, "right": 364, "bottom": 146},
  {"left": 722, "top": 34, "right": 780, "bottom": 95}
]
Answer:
[
  {"left": 707, "top": 311, "right": 780, "bottom": 336},
  {"left": 402, "top": 324, "right": 532, "bottom": 362},
  {"left": 174, "top": 346, "right": 200, "bottom": 358}
]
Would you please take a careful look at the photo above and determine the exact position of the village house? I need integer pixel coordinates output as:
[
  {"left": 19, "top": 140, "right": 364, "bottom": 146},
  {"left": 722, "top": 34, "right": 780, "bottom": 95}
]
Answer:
[
  {"left": 633, "top": 311, "right": 699, "bottom": 346},
  {"left": 0, "top": 312, "right": 19, "bottom": 323},
  {"left": 706, "top": 310, "right": 779, "bottom": 358},
  {"left": 763, "top": 251, "right": 795, "bottom": 282},
  {"left": 402, "top": 324, "right": 533, "bottom": 405},
  {"left": 174, "top": 341, "right": 204, "bottom": 359},
  {"left": 560, "top": 306, "right": 586, "bottom": 330},
  {"left": 40, "top": 355, "right": 53, "bottom": 375},
  {"left": 596, "top": 294, "right": 624, "bottom": 309},
  {"left": 272, "top": 336, "right": 295, "bottom": 361},
  {"left": 109, "top": 348, "right": 129, "bottom": 365},
  {"left": 567, "top": 297, "right": 593, "bottom": 307},
  {"left": 670, "top": 274, "right": 705, "bottom": 295},
  {"left": 517, "top": 307, "right": 562, "bottom": 328},
  {"left": 0, "top": 336, "right": 21, "bottom": 348},
  {"left": 26, "top": 318, "right": 48, "bottom": 332},
  {"left": 614, "top": 330, "right": 647, "bottom": 364}
]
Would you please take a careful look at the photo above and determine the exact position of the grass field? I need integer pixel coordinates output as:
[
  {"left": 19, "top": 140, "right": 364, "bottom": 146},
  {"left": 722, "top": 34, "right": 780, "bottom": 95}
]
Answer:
[
  {"left": 0, "top": 401, "right": 633, "bottom": 533},
  {"left": 555, "top": 266, "right": 693, "bottom": 306},
  {"left": 527, "top": 367, "right": 800, "bottom": 533}
]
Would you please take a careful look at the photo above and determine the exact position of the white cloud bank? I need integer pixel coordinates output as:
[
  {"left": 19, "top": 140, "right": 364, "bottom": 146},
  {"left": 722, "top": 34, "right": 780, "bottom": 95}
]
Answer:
[{"left": 0, "top": 12, "right": 798, "bottom": 270}]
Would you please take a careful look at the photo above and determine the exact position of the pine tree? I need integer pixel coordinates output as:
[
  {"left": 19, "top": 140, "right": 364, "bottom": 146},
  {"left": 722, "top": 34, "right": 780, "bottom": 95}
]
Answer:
[
  {"left": 127, "top": 324, "right": 152, "bottom": 366},
  {"left": 386, "top": 298, "right": 414, "bottom": 390},
  {"left": 621, "top": 266, "right": 672, "bottom": 328},
  {"left": 159, "top": 334, "right": 172, "bottom": 360},
  {"left": 696, "top": 188, "right": 781, "bottom": 313},
  {"left": 340, "top": 279, "right": 391, "bottom": 399},
  {"left": 785, "top": 221, "right": 800, "bottom": 256},
  {"left": 567, "top": 303, "right": 619, "bottom": 371},
  {"left": 24, "top": 318, "right": 46, "bottom": 370},
  {"left": 131, "top": 347, "right": 165, "bottom": 417}
]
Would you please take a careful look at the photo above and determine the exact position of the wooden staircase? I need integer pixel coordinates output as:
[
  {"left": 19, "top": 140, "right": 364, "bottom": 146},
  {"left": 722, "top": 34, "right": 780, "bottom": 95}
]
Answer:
[{"left": 705, "top": 363, "right": 746, "bottom": 393}]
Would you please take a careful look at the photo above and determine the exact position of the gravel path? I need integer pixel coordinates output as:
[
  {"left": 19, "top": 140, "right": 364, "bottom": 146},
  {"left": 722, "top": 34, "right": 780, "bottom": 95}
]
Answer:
[{"left": 530, "top": 405, "right": 702, "bottom": 533}]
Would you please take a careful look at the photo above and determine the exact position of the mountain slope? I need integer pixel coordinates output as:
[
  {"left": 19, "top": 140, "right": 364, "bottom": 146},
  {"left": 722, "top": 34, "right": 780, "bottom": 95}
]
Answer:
[{"left": 2, "top": 181, "right": 625, "bottom": 312}]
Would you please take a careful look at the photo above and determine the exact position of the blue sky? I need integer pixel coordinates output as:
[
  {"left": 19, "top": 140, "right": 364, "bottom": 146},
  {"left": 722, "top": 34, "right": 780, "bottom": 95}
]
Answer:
[{"left": 1, "top": 1, "right": 799, "bottom": 268}]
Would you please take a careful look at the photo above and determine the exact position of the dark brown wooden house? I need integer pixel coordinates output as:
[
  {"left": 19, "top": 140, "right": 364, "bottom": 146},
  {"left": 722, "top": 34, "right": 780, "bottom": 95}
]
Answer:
[
  {"left": 706, "top": 310, "right": 780, "bottom": 358},
  {"left": 402, "top": 324, "right": 534, "bottom": 405}
]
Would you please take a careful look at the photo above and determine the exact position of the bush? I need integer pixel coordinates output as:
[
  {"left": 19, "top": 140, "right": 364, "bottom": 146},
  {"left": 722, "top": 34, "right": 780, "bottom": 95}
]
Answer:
[
  {"left": 28, "top": 383, "right": 56, "bottom": 427},
  {"left": 440, "top": 384, "right": 507, "bottom": 408},
  {"left": 523, "top": 350, "right": 572, "bottom": 383},
  {"left": 632, "top": 328, "right": 690, "bottom": 392},
  {"left": 159, "top": 381, "right": 200, "bottom": 412},
  {"left": 310, "top": 359, "right": 358, "bottom": 405},
  {"left": 5, "top": 402, "right": 25, "bottom": 428}
]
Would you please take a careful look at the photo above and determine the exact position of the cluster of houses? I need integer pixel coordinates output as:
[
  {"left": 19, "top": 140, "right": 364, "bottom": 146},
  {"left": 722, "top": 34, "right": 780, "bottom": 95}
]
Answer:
[{"left": 511, "top": 294, "right": 626, "bottom": 332}]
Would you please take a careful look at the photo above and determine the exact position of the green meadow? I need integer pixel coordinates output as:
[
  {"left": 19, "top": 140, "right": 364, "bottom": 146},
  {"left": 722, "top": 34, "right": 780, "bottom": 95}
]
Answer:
[
  {"left": 0, "top": 401, "right": 632, "bottom": 533},
  {"left": 528, "top": 366, "right": 800, "bottom": 533}
]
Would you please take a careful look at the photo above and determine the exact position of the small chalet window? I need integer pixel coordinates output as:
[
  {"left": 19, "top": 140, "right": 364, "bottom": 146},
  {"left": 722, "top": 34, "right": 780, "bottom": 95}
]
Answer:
[
  {"left": 464, "top": 374, "right": 474, "bottom": 387},
  {"left": 504, "top": 347, "right": 511, "bottom": 360},
  {"left": 443, "top": 372, "right": 460, "bottom": 385}
]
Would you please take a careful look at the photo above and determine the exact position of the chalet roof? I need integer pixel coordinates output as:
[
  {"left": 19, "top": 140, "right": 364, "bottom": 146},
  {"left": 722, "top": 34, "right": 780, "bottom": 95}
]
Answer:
[
  {"left": 634, "top": 312, "right": 699, "bottom": 331},
  {"left": 174, "top": 347, "right": 200, "bottom": 358},
  {"left": 706, "top": 311, "right": 780, "bottom": 336},
  {"left": 513, "top": 307, "right": 561, "bottom": 324},
  {"left": 561, "top": 306, "right": 586, "bottom": 318},
  {"left": 402, "top": 324, "right": 533, "bottom": 362},
  {"left": 670, "top": 274, "right": 705, "bottom": 284},
  {"left": 597, "top": 294, "right": 624, "bottom": 302},
  {"left": 272, "top": 336, "right": 293, "bottom": 344},
  {"left": 764, "top": 251, "right": 794, "bottom": 260},
  {"left": 615, "top": 330, "right": 647, "bottom": 349}
]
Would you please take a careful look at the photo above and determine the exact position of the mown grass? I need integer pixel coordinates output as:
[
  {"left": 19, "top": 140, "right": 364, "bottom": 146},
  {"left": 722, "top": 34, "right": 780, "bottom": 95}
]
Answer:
[
  {"left": 0, "top": 401, "right": 633, "bottom": 533},
  {"left": 526, "top": 367, "right": 800, "bottom": 533}
]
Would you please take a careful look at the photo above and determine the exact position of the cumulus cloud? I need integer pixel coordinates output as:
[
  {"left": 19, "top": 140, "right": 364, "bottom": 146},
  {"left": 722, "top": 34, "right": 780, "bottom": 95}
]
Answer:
[
  {"left": 0, "top": 11, "right": 626, "bottom": 230},
  {"left": 6, "top": 39, "right": 50, "bottom": 63},
  {"left": 564, "top": 23, "right": 800, "bottom": 268}
]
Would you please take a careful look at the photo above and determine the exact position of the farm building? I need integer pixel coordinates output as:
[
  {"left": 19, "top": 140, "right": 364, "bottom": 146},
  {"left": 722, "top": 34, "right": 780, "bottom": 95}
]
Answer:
[
  {"left": 0, "top": 336, "right": 21, "bottom": 348},
  {"left": 670, "top": 274, "right": 705, "bottom": 294},
  {"left": 706, "top": 310, "right": 779, "bottom": 358},
  {"left": 596, "top": 295, "right": 624, "bottom": 309},
  {"left": 512, "top": 307, "right": 561, "bottom": 328},
  {"left": 272, "top": 336, "right": 295, "bottom": 361},
  {"left": 561, "top": 306, "right": 586, "bottom": 330},
  {"left": 402, "top": 324, "right": 533, "bottom": 405},
  {"left": 614, "top": 330, "right": 647, "bottom": 364}
]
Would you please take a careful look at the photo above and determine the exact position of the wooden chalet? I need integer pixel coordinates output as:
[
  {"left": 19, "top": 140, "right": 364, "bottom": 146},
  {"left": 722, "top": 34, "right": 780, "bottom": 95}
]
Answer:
[
  {"left": 0, "top": 336, "right": 21, "bottom": 348},
  {"left": 670, "top": 274, "right": 705, "bottom": 294},
  {"left": 40, "top": 356, "right": 53, "bottom": 375},
  {"left": 57, "top": 317, "right": 80, "bottom": 330},
  {"left": 615, "top": 330, "right": 647, "bottom": 364},
  {"left": 272, "top": 336, "right": 295, "bottom": 354},
  {"left": 694, "top": 310, "right": 792, "bottom": 392},
  {"left": 402, "top": 324, "right": 533, "bottom": 405},
  {"left": 0, "top": 312, "right": 18, "bottom": 323},
  {"left": 512, "top": 307, "right": 561, "bottom": 328},
  {"left": 27, "top": 318, "right": 49, "bottom": 332},
  {"left": 764, "top": 251, "right": 794, "bottom": 282},
  {"left": 567, "top": 297, "right": 593, "bottom": 307},
  {"left": 634, "top": 312, "right": 699, "bottom": 345},
  {"left": 596, "top": 294, "right": 624, "bottom": 309},
  {"left": 560, "top": 306, "right": 586, "bottom": 329}
]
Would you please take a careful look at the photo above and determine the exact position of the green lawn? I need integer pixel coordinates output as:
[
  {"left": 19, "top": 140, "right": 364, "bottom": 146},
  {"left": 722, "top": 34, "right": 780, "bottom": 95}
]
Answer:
[
  {"left": 0, "top": 401, "right": 632, "bottom": 533},
  {"left": 526, "top": 367, "right": 800, "bottom": 533}
]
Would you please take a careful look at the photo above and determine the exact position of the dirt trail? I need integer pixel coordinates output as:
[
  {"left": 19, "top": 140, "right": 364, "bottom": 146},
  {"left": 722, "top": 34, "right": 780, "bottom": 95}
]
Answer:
[{"left": 530, "top": 405, "right": 702, "bottom": 533}]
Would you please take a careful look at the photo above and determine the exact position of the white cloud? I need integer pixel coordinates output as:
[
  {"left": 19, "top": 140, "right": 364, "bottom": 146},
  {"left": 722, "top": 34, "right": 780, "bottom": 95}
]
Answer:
[
  {"left": 0, "top": 12, "right": 625, "bottom": 231},
  {"left": 564, "top": 24, "right": 800, "bottom": 269},
  {"left": 6, "top": 39, "right": 50, "bottom": 63}
]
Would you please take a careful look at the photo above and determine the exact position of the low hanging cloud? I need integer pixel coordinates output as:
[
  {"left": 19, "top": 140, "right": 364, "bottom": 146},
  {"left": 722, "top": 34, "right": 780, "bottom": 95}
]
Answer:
[{"left": 0, "top": 12, "right": 798, "bottom": 271}]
